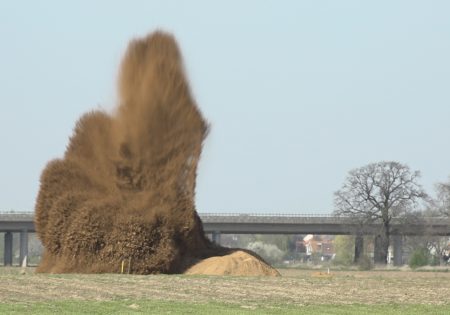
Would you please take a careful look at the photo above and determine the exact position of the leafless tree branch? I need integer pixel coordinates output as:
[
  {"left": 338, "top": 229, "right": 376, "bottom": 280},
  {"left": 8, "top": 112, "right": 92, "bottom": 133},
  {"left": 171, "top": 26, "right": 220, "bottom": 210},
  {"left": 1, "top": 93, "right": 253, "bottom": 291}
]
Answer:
[{"left": 333, "top": 161, "right": 427, "bottom": 264}]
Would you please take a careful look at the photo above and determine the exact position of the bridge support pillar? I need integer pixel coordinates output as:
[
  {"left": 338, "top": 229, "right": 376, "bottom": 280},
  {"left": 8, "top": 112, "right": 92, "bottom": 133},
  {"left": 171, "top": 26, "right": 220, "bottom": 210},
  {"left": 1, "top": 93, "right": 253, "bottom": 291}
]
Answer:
[
  {"left": 354, "top": 235, "right": 364, "bottom": 263},
  {"left": 19, "top": 229, "right": 28, "bottom": 267},
  {"left": 212, "top": 231, "right": 221, "bottom": 245},
  {"left": 393, "top": 235, "right": 403, "bottom": 266},
  {"left": 373, "top": 235, "right": 383, "bottom": 264},
  {"left": 4, "top": 232, "right": 13, "bottom": 266}
]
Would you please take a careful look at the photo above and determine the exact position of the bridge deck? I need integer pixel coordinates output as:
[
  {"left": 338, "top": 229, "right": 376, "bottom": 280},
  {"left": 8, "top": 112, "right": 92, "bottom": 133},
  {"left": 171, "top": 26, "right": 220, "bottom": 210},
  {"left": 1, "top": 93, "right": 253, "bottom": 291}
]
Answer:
[{"left": 1, "top": 212, "right": 449, "bottom": 235}]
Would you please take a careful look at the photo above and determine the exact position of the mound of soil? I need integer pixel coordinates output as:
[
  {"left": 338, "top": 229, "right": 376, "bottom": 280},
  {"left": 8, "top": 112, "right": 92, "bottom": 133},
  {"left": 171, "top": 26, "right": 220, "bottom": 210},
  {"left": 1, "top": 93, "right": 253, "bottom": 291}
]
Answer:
[{"left": 184, "top": 251, "right": 280, "bottom": 276}]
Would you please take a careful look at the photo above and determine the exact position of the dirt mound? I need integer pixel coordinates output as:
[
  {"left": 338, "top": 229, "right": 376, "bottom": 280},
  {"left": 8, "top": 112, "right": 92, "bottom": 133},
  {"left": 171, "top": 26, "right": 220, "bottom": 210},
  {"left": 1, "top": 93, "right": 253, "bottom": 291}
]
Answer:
[
  {"left": 34, "top": 30, "right": 275, "bottom": 275},
  {"left": 185, "top": 251, "right": 280, "bottom": 276}
]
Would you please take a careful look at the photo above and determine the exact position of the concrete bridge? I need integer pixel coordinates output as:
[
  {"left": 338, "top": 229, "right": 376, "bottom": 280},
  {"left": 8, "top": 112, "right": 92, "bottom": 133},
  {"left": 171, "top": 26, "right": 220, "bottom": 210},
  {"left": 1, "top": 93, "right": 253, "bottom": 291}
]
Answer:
[
  {"left": 1, "top": 212, "right": 449, "bottom": 267},
  {"left": 200, "top": 213, "right": 450, "bottom": 235}
]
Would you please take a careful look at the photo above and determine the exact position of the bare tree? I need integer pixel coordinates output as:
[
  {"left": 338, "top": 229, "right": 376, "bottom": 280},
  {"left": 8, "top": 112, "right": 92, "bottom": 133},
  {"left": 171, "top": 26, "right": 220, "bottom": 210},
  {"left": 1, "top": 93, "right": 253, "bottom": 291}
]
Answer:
[
  {"left": 420, "top": 179, "right": 450, "bottom": 264},
  {"left": 334, "top": 161, "right": 427, "bottom": 264},
  {"left": 436, "top": 178, "right": 450, "bottom": 217}
]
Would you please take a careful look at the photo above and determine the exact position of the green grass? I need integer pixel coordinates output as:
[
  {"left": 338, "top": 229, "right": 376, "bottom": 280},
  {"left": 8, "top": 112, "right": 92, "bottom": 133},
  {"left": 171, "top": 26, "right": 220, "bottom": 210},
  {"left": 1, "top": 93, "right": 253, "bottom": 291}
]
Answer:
[
  {"left": 0, "top": 300, "right": 449, "bottom": 315},
  {"left": 2, "top": 267, "right": 449, "bottom": 314}
]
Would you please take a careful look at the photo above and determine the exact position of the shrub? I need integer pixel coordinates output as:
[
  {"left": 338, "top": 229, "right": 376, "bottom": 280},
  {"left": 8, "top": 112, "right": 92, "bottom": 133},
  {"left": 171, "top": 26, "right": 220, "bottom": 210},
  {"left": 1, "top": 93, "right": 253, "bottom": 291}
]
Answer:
[
  {"left": 357, "top": 255, "right": 373, "bottom": 271},
  {"left": 409, "top": 248, "right": 429, "bottom": 269},
  {"left": 333, "top": 235, "right": 354, "bottom": 266},
  {"left": 429, "top": 254, "right": 441, "bottom": 266},
  {"left": 247, "top": 241, "right": 284, "bottom": 265}
]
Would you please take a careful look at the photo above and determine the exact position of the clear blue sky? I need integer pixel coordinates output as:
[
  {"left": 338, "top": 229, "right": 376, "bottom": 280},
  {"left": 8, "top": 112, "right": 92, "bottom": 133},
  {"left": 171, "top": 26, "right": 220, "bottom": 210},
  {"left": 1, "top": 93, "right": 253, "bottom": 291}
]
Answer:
[{"left": 1, "top": 1, "right": 449, "bottom": 213}]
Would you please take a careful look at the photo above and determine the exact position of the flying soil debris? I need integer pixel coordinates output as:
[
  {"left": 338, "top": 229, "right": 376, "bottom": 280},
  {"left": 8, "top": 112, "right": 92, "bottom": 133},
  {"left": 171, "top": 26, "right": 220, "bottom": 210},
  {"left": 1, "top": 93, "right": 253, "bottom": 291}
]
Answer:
[{"left": 35, "top": 31, "right": 279, "bottom": 276}]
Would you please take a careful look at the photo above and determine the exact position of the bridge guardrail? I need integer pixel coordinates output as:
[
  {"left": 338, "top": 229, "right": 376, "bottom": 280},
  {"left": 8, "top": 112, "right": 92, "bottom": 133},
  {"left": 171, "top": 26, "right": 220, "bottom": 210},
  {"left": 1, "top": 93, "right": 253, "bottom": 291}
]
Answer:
[
  {"left": 0, "top": 212, "right": 34, "bottom": 221},
  {"left": 1, "top": 211, "right": 448, "bottom": 225},
  {"left": 199, "top": 213, "right": 336, "bottom": 217}
]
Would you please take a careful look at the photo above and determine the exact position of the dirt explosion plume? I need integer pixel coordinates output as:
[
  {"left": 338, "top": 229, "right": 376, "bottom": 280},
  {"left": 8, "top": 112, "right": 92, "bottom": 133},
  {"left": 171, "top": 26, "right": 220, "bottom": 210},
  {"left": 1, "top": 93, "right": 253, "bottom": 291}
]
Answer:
[{"left": 34, "top": 31, "right": 229, "bottom": 274}]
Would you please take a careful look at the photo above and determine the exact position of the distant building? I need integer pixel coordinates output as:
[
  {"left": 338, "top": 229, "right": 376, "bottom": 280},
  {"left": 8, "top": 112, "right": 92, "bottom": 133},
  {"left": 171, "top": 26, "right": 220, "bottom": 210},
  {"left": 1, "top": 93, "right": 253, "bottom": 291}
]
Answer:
[{"left": 296, "top": 234, "right": 335, "bottom": 261}]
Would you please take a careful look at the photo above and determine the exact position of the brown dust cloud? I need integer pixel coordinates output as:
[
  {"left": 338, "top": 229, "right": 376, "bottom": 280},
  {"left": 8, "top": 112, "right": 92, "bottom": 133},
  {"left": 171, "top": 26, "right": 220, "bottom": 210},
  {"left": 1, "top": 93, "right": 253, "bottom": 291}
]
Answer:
[{"left": 35, "top": 31, "right": 278, "bottom": 275}]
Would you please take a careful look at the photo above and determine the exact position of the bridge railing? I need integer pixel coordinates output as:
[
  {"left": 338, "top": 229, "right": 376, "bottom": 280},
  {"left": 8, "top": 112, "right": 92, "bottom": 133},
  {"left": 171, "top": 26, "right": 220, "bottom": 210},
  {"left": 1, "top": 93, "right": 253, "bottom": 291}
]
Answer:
[
  {"left": 199, "top": 212, "right": 336, "bottom": 217},
  {"left": 1, "top": 211, "right": 448, "bottom": 224},
  {"left": 0, "top": 211, "right": 34, "bottom": 214},
  {"left": 1, "top": 211, "right": 336, "bottom": 217},
  {"left": 1, "top": 212, "right": 339, "bottom": 218},
  {"left": 0, "top": 212, "right": 34, "bottom": 221}
]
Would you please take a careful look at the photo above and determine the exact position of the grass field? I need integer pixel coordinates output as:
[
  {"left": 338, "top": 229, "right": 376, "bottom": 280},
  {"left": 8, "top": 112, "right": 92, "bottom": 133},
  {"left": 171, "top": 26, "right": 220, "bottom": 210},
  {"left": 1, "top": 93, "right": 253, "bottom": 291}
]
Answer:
[{"left": 1, "top": 267, "right": 449, "bottom": 314}]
